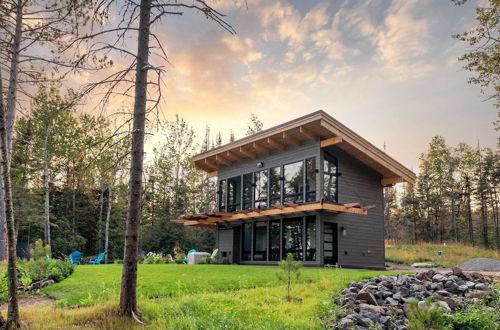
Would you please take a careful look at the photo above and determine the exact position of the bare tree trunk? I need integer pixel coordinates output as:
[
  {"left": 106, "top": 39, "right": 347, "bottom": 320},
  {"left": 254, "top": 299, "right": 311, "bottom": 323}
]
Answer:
[
  {"left": 466, "top": 178, "right": 474, "bottom": 246},
  {"left": 104, "top": 182, "right": 112, "bottom": 264},
  {"left": 0, "top": 63, "right": 20, "bottom": 329},
  {"left": 43, "top": 134, "right": 51, "bottom": 247},
  {"left": 119, "top": 0, "right": 151, "bottom": 318},
  {"left": 0, "top": 0, "right": 23, "bottom": 262},
  {"left": 97, "top": 182, "right": 105, "bottom": 252}
]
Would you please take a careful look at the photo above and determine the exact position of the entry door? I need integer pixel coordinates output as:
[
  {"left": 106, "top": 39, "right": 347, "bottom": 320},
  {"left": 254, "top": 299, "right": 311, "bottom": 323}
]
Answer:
[{"left": 323, "top": 222, "right": 338, "bottom": 265}]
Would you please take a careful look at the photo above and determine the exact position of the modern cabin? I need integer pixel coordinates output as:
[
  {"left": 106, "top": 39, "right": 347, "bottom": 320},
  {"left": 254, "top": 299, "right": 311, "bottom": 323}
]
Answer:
[{"left": 173, "top": 111, "right": 415, "bottom": 269}]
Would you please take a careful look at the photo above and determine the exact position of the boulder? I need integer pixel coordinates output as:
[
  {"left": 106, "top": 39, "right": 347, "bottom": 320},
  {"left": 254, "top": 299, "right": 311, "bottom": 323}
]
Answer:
[
  {"left": 451, "top": 266, "right": 463, "bottom": 276},
  {"left": 356, "top": 291, "right": 378, "bottom": 305},
  {"left": 359, "top": 303, "right": 385, "bottom": 315},
  {"left": 432, "top": 274, "right": 447, "bottom": 282}
]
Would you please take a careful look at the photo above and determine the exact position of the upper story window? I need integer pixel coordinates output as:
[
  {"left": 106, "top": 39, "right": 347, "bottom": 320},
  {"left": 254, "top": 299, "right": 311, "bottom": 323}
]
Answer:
[
  {"left": 254, "top": 169, "right": 268, "bottom": 209},
  {"left": 218, "top": 180, "right": 227, "bottom": 211},
  {"left": 227, "top": 176, "right": 241, "bottom": 212},
  {"left": 269, "top": 166, "right": 281, "bottom": 206},
  {"left": 218, "top": 157, "right": 319, "bottom": 212},
  {"left": 305, "top": 158, "right": 316, "bottom": 202},
  {"left": 323, "top": 153, "right": 338, "bottom": 203},
  {"left": 284, "top": 161, "right": 304, "bottom": 203},
  {"left": 242, "top": 173, "right": 253, "bottom": 210}
]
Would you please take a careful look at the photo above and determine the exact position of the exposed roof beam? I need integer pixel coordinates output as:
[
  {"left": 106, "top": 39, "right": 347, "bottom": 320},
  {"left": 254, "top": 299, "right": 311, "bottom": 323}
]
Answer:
[
  {"left": 208, "top": 171, "right": 217, "bottom": 178},
  {"left": 226, "top": 151, "right": 243, "bottom": 163},
  {"left": 299, "top": 126, "right": 317, "bottom": 141},
  {"left": 267, "top": 137, "right": 285, "bottom": 151},
  {"left": 204, "top": 158, "right": 218, "bottom": 170},
  {"left": 253, "top": 142, "right": 271, "bottom": 156},
  {"left": 216, "top": 155, "right": 232, "bottom": 167},
  {"left": 282, "top": 132, "right": 300, "bottom": 146},
  {"left": 343, "top": 202, "right": 359, "bottom": 208},
  {"left": 381, "top": 177, "right": 403, "bottom": 186},
  {"left": 320, "top": 136, "right": 343, "bottom": 148},
  {"left": 239, "top": 146, "right": 257, "bottom": 159}
]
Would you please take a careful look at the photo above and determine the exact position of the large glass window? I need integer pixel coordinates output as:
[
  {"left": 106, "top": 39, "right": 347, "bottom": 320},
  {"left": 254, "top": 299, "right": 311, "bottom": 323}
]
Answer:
[
  {"left": 282, "top": 218, "right": 303, "bottom": 260},
  {"left": 227, "top": 176, "right": 241, "bottom": 212},
  {"left": 254, "top": 169, "right": 268, "bottom": 209},
  {"left": 269, "top": 166, "right": 282, "bottom": 206},
  {"left": 269, "top": 221, "right": 280, "bottom": 261},
  {"left": 242, "top": 173, "right": 253, "bottom": 210},
  {"left": 242, "top": 223, "right": 252, "bottom": 261},
  {"left": 284, "top": 161, "right": 304, "bottom": 203},
  {"left": 306, "top": 216, "right": 316, "bottom": 261},
  {"left": 253, "top": 222, "right": 267, "bottom": 261},
  {"left": 305, "top": 158, "right": 316, "bottom": 202},
  {"left": 323, "top": 154, "right": 338, "bottom": 203},
  {"left": 218, "top": 180, "right": 227, "bottom": 211}
]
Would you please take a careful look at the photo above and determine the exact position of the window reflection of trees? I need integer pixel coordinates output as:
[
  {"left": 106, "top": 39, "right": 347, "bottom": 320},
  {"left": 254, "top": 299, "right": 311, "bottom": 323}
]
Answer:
[
  {"left": 283, "top": 218, "right": 303, "bottom": 260},
  {"left": 269, "top": 167, "right": 281, "bottom": 205},
  {"left": 284, "top": 161, "right": 304, "bottom": 203},
  {"left": 254, "top": 169, "right": 268, "bottom": 208}
]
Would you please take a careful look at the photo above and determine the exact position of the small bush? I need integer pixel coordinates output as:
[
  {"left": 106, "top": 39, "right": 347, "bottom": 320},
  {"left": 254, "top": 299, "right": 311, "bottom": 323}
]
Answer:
[
  {"left": 174, "top": 258, "right": 184, "bottom": 264},
  {"left": 31, "top": 239, "right": 50, "bottom": 260},
  {"left": 222, "top": 258, "right": 230, "bottom": 265},
  {"left": 114, "top": 259, "right": 123, "bottom": 264},
  {"left": 407, "top": 297, "right": 449, "bottom": 330},
  {"left": 277, "top": 253, "right": 302, "bottom": 302},
  {"left": 137, "top": 255, "right": 145, "bottom": 263},
  {"left": 144, "top": 252, "right": 165, "bottom": 264}
]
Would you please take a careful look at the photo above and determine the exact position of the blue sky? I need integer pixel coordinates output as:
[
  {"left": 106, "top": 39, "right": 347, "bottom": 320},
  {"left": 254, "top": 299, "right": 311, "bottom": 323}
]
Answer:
[{"left": 100, "top": 0, "right": 497, "bottom": 171}]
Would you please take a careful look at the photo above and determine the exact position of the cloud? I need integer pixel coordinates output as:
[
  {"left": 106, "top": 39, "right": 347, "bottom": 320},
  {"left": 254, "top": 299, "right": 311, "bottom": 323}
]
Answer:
[{"left": 374, "top": 0, "right": 435, "bottom": 81}]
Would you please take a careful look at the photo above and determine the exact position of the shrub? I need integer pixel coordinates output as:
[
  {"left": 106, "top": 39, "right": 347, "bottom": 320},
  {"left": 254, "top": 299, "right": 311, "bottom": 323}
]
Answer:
[
  {"left": 276, "top": 253, "right": 302, "bottom": 302},
  {"left": 31, "top": 239, "right": 50, "bottom": 260},
  {"left": 114, "top": 259, "right": 123, "bottom": 264},
  {"left": 144, "top": 252, "right": 165, "bottom": 264},
  {"left": 222, "top": 258, "right": 230, "bottom": 265},
  {"left": 137, "top": 255, "right": 145, "bottom": 263},
  {"left": 27, "top": 258, "right": 74, "bottom": 283},
  {"left": 407, "top": 297, "right": 449, "bottom": 330},
  {"left": 174, "top": 258, "right": 184, "bottom": 264}
]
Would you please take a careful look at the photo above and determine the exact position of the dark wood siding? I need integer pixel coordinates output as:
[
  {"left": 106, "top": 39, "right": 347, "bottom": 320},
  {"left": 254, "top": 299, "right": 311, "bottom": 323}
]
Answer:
[{"left": 321, "top": 145, "right": 385, "bottom": 269}]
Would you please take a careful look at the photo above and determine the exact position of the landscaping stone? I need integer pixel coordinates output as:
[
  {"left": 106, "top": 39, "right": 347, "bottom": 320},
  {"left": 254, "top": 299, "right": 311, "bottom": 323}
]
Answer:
[{"left": 326, "top": 267, "right": 493, "bottom": 329}]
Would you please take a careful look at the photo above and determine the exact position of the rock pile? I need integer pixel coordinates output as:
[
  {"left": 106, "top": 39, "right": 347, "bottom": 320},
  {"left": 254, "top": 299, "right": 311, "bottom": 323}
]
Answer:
[{"left": 329, "top": 267, "right": 493, "bottom": 330}]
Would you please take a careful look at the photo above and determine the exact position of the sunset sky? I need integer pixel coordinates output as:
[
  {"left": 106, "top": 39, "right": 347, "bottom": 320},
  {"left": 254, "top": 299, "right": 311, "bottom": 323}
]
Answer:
[{"left": 85, "top": 0, "right": 497, "bottom": 172}]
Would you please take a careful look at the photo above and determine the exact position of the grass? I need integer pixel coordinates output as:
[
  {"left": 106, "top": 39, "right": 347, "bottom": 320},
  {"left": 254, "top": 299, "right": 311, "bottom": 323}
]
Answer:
[
  {"left": 385, "top": 242, "right": 500, "bottom": 268},
  {"left": 14, "top": 264, "right": 398, "bottom": 329}
]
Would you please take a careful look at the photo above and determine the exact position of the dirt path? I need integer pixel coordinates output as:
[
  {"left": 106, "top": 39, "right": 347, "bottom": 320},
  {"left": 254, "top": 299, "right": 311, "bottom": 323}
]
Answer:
[{"left": 0, "top": 295, "right": 54, "bottom": 311}]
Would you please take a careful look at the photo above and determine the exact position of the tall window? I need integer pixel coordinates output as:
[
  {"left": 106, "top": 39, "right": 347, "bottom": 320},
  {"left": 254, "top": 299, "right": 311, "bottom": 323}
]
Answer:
[
  {"left": 242, "top": 223, "right": 252, "bottom": 261},
  {"left": 242, "top": 173, "right": 253, "bottom": 210},
  {"left": 284, "top": 161, "right": 304, "bottom": 203},
  {"left": 306, "top": 216, "right": 316, "bottom": 261},
  {"left": 253, "top": 222, "right": 267, "bottom": 261},
  {"left": 323, "top": 154, "right": 338, "bottom": 203},
  {"left": 227, "top": 176, "right": 241, "bottom": 212},
  {"left": 218, "top": 180, "right": 227, "bottom": 211},
  {"left": 269, "top": 221, "right": 280, "bottom": 261},
  {"left": 269, "top": 166, "right": 281, "bottom": 205},
  {"left": 305, "top": 158, "right": 316, "bottom": 202},
  {"left": 254, "top": 169, "right": 268, "bottom": 209},
  {"left": 282, "top": 218, "right": 303, "bottom": 260}
]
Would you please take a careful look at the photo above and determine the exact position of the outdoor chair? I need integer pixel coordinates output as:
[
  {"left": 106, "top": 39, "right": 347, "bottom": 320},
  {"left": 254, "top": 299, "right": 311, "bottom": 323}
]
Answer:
[
  {"left": 69, "top": 251, "right": 82, "bottom": 265},
  {"left": 89, "top": 252, "right": 105, "bottom": 264}
]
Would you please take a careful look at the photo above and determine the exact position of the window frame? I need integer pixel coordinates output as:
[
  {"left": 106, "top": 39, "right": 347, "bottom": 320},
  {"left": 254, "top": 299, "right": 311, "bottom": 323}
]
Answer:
[
  {"left": 323, "top": 152, "right": 338, "bottom": 203},
  {"left": 283, "top": 160, "right": 305, "bottom": 204}
]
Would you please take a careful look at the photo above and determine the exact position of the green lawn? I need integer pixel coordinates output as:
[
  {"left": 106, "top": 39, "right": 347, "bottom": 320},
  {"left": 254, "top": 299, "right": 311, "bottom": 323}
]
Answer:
[
  {"left": 31, "top": 264, "right": 397, "bottom": 329},
  {"left": 385, "top": 242, "right": 500, "bottom": 268}
]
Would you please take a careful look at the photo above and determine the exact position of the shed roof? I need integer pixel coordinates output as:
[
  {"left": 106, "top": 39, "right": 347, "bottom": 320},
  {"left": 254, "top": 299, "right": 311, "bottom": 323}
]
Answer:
[{"left": 194, "top": 110, "right": 415, "bottom": 185}]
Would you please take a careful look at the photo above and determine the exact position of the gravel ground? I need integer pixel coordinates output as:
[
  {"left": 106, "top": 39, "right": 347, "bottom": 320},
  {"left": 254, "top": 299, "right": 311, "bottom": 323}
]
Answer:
[{"left": 458, "top": 258, "right": 500, "bottom": 271}]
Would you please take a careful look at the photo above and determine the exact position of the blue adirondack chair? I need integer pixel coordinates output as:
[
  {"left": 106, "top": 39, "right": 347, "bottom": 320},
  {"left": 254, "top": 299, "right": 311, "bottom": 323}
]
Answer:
[
  {"left": 89, "top": 252, "right": 105, "bottom": 264},
  {"left": 69, "top": 251, "right": 81, "bottom": 265}
]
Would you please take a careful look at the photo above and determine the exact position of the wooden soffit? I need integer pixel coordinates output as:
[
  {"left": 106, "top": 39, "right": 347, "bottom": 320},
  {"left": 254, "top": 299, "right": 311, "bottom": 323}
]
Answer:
[
  {"left": 171, "top": 200, "right": 375, "bottom": 228},
  {"left": 193, "top": 110, "right": 416, "bottom": 185}
]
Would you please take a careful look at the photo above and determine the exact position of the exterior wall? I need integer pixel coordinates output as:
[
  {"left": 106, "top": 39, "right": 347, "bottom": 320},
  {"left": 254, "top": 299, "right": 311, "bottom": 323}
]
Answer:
[
  {"left": 321, "top": 145, "right": 385, "bottom": 269},
  {"left": 217, "top": 228, "right": 234, "bottom": 263}
]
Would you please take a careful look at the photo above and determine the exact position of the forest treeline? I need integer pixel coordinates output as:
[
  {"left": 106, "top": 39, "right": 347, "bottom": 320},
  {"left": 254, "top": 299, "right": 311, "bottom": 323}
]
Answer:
[
  {"left": 384, "top": 131, "right": 499, "bottom": 250},
  {"left": 9, "top": 85, "right": 238, "bottom": 261}
]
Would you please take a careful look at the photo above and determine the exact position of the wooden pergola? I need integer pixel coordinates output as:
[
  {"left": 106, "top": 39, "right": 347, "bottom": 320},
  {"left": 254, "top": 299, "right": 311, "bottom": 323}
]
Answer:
[{"left": 172, "top": 200, "right": 376, "bottom": 228}]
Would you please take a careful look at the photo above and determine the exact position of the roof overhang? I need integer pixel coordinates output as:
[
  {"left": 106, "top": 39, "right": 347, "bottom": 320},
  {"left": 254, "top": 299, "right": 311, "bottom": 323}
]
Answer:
[
  {"left": 172, "top": 201, "right": 376, "bottom": 228},
  {"left": 193, "top": 110, "right": 416, "bottom": 185}
]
